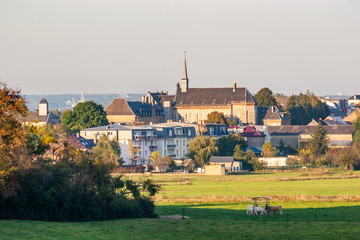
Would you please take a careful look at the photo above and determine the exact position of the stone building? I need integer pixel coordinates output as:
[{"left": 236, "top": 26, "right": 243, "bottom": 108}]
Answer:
[
  {"left": 21, "top": 97, "right": 60, "bottom": 126},
  {"left": 173, "top": 54, "right": 258, "bottom": 125}
]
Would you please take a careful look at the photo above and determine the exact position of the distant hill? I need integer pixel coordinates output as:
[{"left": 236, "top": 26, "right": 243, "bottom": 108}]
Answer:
[{"left": 24, "top": 93, "right": 144, "bottom": 110}]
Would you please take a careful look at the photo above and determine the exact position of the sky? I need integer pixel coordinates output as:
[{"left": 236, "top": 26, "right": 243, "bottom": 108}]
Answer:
[{"left": 0, "top": 0, "right": 359, "bottom": 96}]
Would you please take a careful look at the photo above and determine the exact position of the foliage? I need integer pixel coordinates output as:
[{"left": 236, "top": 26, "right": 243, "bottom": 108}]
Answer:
[
  {"left": 353, "top": 117, "right": 360, "bottom": 142},
  {"left": 93, "top": 135, "right": 121, "bottom": 168},
  {"left": 128, "top": 140, "right": 138, "bottom": 164},
  {"left": 216, "top": 133, "right": 247, "bottom": 156},
  {"left": 187, "top": 136, "right": 218, "bottom": 167},
  {"left": 298, "top": 149, "right": 313, "bottom": 165},
  {"left": 61, "top": 101, "right": 108, "bottom": 133},
  {"left": 286, "top": 91, "right": 330, "bottom": 125},
  {"left": 254, "top": 87, "right": 278, "bottom": 107},
  {"left": 148, "top": 151, "right": 162, "bottom": 166},
  {"left": 308, "top": 123, "right": 329, "bottom": 156},
  {"left": 0, "top": 83, "right": 30, "bottom": 184},
  {"left": 0, "top": 144, "right": 160, "bottom": 221},
  {"left": 206, "top": 111, "right": 228, "bottom": 125},
  {"left": 245, "top": 150, "right": 266, "bottom": 171},
  {"left": 233, "top": 145, "right": 245, "bottom": 160},
  {"left": 333, "top": 143, "right": 360, "bottom": 170},
  {"left": 261, "top": 141, "right": 278, "bottom": 158}
]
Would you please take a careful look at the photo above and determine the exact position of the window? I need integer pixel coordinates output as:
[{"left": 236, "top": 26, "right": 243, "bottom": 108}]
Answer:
[
  {"left": 169, "top": 129, "right": 173, "bottom": 136},
  {"left": 85, "top": 132, "right": 90, "bottom": 136},
  {"left": 189, "top": 113, "right": 193, "bottom": 122},
  {"left": 200, "top": 112, "right": 204, "bottom": 120},
  {"left": 188, "top": 129, "right": 191, "bottom": 136},
  {"left": 183, "top": 139, "right": 186, "bottom": 145}
]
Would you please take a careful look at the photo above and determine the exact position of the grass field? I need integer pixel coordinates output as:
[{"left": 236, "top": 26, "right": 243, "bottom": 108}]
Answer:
[{"left": 2, "top": 170, "right": 360, "bottom": 239}]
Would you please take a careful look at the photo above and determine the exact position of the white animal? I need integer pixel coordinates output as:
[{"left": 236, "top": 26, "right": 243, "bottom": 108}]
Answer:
[
  {"left": 246, "top": 205, "right": 254, "bottom": 215},
  {"left": 254, "top": 207, "right": 266, "bottom": 215}
]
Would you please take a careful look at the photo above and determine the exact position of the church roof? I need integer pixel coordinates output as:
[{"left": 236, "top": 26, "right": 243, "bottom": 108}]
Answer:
[
  {"left": 263, "top": 106, "right": 290, "bottom": 120},
  {"left": 174, "top": 87, "right": 255, "bottom": 106},
  {"left": 39, "top": 97, "right": 48, "bottom": 104}
]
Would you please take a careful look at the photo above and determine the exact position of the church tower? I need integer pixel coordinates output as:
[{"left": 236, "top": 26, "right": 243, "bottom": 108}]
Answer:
[
  {"left": 39, "top": 97, "right": 48, "bottom": 116},
  {"left": 181, "top": 52, "right": 189, "bottom": 92}
]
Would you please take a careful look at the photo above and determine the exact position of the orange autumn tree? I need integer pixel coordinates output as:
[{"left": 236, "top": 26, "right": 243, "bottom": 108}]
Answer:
[{"left": 0, "top": 83, "right": 29, "bottom": 182}]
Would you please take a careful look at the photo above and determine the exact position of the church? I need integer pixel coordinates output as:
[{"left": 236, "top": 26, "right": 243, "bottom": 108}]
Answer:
[
  {"left": 172, "top": 54, "right": 258, "bottom": 125},
  {"left": 105, "top": 54, "right": 258, "bottom": 125}
]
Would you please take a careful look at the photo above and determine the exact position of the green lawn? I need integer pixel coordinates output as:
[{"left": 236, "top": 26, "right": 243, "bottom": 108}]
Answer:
[{"left": 2, "top": 170, "right": 360, "bottom": 239}]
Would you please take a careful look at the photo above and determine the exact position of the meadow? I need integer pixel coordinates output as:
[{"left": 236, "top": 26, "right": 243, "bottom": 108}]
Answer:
[{"left": 2, "top": 170, "right": 360, "bottom": 239}]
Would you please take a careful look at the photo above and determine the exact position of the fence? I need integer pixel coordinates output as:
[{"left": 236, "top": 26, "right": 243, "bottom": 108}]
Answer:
[{"left": 160, "top": 206, "right": 360, "bottom": 223}]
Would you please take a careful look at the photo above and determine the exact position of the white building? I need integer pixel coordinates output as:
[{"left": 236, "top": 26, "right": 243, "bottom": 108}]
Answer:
[{"left": 80, "top": 123, "right": 196, "bottom": 165}]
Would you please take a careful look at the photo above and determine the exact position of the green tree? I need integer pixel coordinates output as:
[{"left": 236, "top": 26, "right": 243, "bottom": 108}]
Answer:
[
  {"left": 261, "top": 142, "right": 278, "bottom": 158},
  {"left": 286, "top": 91, "right": 330, "bottom": 125},
  {"left": 206, "top": 111, "right": 228, "bottom": 125},
  {"left": 308, "top": 123, "right": 329, "bottom": 156},
  {"left": 233, "top": 145, "right": 245, "bottom": 160},
  {"left": 187, "top": 136, "right": 218, "bottom": 166},
  {"left": 62, "top": 101, "right": 108, "bottom": 133},
  {"left": 353, "top": 117, "right": 360, "bottom": 142},
  {"left": 216, "top": 133, "right": 247, "bottom": 156},
  {"left": 245, "top": 150, "right": 266, "bottom": 171},
  {"left": 93, "top": 135, "right": 121, "bottom": 168},
  {"left": 254, "top": 87, "right": 278, "bottom": 107}
]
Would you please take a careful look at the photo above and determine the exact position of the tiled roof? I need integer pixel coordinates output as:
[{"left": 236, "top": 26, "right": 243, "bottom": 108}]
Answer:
[
  {"left": 105, "top": 98, "right": 134, "bottom": 115},
  {"left": 241, "top": 126, "right": 266, "bottom": 137},
  {"left": 344, "top": 109, "right": 360, "bottom": 123},
  {"left": 175, "top": 87, "right": 255, "bottom": 106},
  {"left": 348, "top": 95, "right": 360, "bottom": 100},
  {"left": 19, "top": 111, "right": 59, "bottom": 124},
  {"left": 66, "top": 135, "right": 95, "bottom": 150},
  {"left": 158, "top": 95, "right": 175, "bottom": 105},
  {"left": 268, "top": 125, "right": 354, "bottom": 135},
  {"left": 263, "top": 106, "right": 290, "bottom": 120}
]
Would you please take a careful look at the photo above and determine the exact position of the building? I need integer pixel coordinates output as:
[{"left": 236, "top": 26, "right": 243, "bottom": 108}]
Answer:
[
  {"left": 343, "top": 109, "right": 360, "bottom": 124},
  {"left": 209, "top": 156, "right": 242, "bottom": 173},
  {"left": 80, "top": 122, "right": 196, "bottom": 165},
  {"left": 268, "top": 125, "right": 355, "bottom": 148},
  {"left": 21, "top": 97, "right": 60, "bottom": 126},
  {"left": 348, "top": 95, "right": 360, "bottom": 109},
  {"left": 261, "top": 106, "right": 291, "bottom": 126},
  {"left": 172, "top": 54, "right": 257, "bottom": 125},
  {"left": 240, "top": 126, "right": 266, "bottom": 153},
  {"left": 105, "top": 98, "right": 164, "bottom": 124}
]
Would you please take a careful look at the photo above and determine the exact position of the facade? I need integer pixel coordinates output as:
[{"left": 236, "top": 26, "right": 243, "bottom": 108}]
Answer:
[
  {"left": 268, "top": 125, "right": 354, "bottom": 148},
  {"left": 173, "top": 55, "right": 257, "bottom": 125},
  {"left": 105, "top": 98, "right": 164, "bottom": 124},
  {"left": 348, "top": 95, "right": 360, "bottom": 110},
  {"left": 262, "top": 106, "right": 291, "bottom": 126},
  {"left": 80, "top": 122, "right": 196, "bottom": 165},
  {"left": 21, "top": 97, "right": 60, "bottom": 126},
  {"left": 240, "top": 126, "right": 266, "bottom": 152}
]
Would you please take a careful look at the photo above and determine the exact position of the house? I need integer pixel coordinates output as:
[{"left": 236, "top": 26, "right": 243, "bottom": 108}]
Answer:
[
  {"left": 261, "top": 106, "right": 291, "bottom": 126},
  {"left": 240, "top": 126, "right": 266, "bottom": 153},
  {"left": 268, "top": 125, "right": 354, "bottom": 148},
  {"left": 66, "top": 134, "right": 95, "bottom": 151},
  {"left": 199, "top": 123, "right": 229, "bottom": 138},
  {"left": 172, "top": 54, "right": 257, "bottom": 125},
  {"left": 258, "top": 157, "right": 288, "bottom": 167},
  {"left": 343, "top": 109, "right": 360, "bottom": 124},
  {"left": 348, "top": 95, "right": 360, "bottom": 109},
  {"left": 80, "top": 122, "right": 196, "bottom": 165},
  {"left": 21, "top": 97, "right": 60, "bottom": 126},
  {"left": 205, "top": 156, "right": 242, "bottom": 175},
  {"left": 105, "top": 98, "right": 164, "bottom": 124}
]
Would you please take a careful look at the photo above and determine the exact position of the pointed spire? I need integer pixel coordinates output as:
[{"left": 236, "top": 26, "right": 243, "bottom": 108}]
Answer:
[
  {"left": 182, "top": 51, "right": 188, "bottom": 81},
  {"left": 181, "top": 51, "right": 189, "bottom": 92}
]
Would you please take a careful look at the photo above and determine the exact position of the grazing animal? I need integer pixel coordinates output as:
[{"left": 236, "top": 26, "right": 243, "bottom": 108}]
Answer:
[
  {"left": 254, "top": 207, "right": 266, "bottom": 215},
  {"left": 265, "top": 205, "right": 283, "bottom": 215},
  {"left": 246, "top": 205, "right": 254, "bottom": 215}
]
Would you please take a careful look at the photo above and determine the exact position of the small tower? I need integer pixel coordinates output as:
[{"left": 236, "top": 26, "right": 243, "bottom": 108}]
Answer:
[
  {"left": 39, "top": 97, "right": 48, "bottom": 116},
  {"left": 233, "top": 81, "right": 237, "bottom": 92},
  {"left": 181, "top": 51, "right": 189, "bottom": 92}
]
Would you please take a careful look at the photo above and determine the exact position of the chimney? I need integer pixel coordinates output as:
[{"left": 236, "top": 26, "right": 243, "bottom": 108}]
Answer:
[
  {"left": 76, "top": 133, "right": 80, "bottom": 138},
  {"left": 164, "top": 91, "right": 168, "bottom": 95},
  {"left": 233, "top": 81, "right": 236, "bottom": 92}
]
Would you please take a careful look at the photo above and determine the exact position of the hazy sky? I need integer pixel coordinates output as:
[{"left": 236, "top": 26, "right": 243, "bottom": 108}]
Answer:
[{"left": 1, "top": 0, "right": 359, "bottom": 96}]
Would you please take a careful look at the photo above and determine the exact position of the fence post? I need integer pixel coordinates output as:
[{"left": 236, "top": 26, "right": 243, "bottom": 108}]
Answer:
[
  {"left": 287, "top": 213, "right": 289, "bottom": 221},
  {"left": 315, "top": 210, "right": 318, "bottom": 222},
  {"left": 181, "top": 208, "right": 185, "bottom": 219}
]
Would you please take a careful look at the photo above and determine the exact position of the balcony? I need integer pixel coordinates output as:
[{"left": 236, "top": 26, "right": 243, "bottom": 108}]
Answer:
[
  {"left": 169, "top": 154, "right": 177, "bottom": 158},
  {"left": 149, "top": 145, "right": 158, "bottom": 151},
  {"left": 167, "top": 144, "right": 176, "bottom": 149},
  {"left": 134, "top": 135, "right": 145, "bottom": 140},
  {"left": 147, "top": 135, "right": 157, "bottom": 140}
]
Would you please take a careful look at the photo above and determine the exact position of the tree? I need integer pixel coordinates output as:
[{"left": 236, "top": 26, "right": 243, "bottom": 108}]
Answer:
[
  {"left": 245, "top": 150, "right": 266, "bottom": 171},
  {"left": 0, "top": 83, "right": 30, "bottom": 176},
  {"left": 128, "top": 141, "right": 138, "bottom": 165},
  {"left": 233, "top": 145, "right": 245, "bottom": 160},
  {"left": 254, "top": 87, "right": 278, "bottom": 107},
  {"left": 206, "top": 111, "right": 228, "bottom": 125},
  {"left": 261, "top": 142, "right": 278, "bottom": 158},
  {"left": 148, "top": 151, "right": 162, "bottom": 166},
  {"left": 216, "top": 133, "right": 247, "bottom": 156},
  {"left": 286, "top": 91, "right": 330, "bottom": 125},
  {"left": 187, "top": 136, "right": 218, "bottom": 166},
  {"left": 308, "top": 123, "right": 329, "bottom": 156},
  {"left": 353, "top": 117, "right": 360, "bottom": 143},
  {"left": 93, "top": 135, "right": 121, "bottom": 168},
  {"left": 62, "top": 101, "right": 108, "bottom": 133}
]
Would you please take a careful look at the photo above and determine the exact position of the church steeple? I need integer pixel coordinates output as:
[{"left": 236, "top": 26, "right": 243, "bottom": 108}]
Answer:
[{"left": 181, "top": 51, "right": 189, "bottom": 92}]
